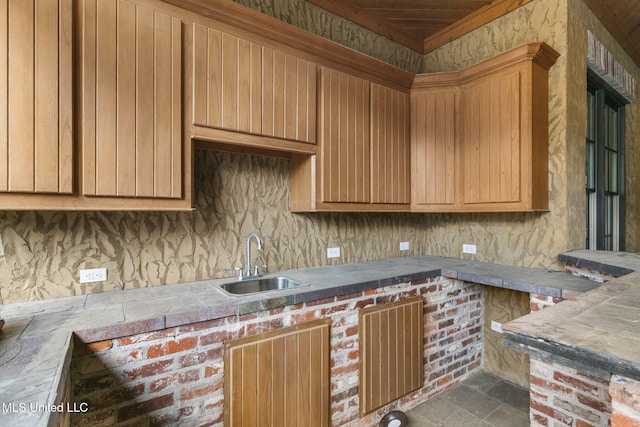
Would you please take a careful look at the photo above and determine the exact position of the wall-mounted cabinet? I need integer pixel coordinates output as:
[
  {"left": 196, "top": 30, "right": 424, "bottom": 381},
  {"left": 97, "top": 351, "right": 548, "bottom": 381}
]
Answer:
[
  {"left": 191, "top": 21, "right": 317, "bottom": 153},
  {"left": 79, "top": 0, "right": 183, "bottom": 200},
  {"left": 0, "top": 0, "right": 192, "bottom": 210},
  {"left": 411, "top": 42, "right": 559, "bottom": 212},
  {"left": 0, "top": 0, "right": 73, "bottom": 195},
  {"left": 291, "top": 67, "right": 410, "bottom": 212}
]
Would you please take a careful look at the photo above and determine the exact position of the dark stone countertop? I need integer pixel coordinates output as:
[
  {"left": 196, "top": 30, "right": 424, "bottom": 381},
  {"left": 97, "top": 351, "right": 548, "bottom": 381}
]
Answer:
[
  {"left": 504, "top": 250, "right": 640, "bottom": 381},
  {"left": 0, "top": 255, "right": 600, "bottom": 426}
]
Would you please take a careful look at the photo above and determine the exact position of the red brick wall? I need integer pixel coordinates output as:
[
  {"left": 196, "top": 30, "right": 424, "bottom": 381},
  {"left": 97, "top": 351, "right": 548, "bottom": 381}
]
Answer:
[
  {"left": 530, "top": 357, "right": 611, "bottom": 426},
  {"left": 610, "top": 375, "right": 640, "bottom": 427},
  {"left": 70, "top": 277, "right": 483, "bottom": 426}
]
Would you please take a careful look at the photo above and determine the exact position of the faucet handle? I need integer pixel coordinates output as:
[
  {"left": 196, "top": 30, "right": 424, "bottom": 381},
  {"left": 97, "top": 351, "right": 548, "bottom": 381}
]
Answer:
[
  {"left": 224, "top": 267, "right": 243, "bottom": 280},
  {"left": 254, "top": 264, "right": 268, "bottom": 276}
]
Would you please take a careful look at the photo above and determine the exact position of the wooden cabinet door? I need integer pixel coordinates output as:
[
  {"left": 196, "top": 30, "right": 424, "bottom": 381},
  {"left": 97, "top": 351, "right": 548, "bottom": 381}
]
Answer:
[
  {"left": 192, "top": 23, "right": 316, "bottom": 144},
  {"left": 0, "top": 0, "right": 73, "bottom": 194},
  {"left": 318, "top": 67, "right": 370, "bottom": 203},
  {"left": 370, "top": 83, "right": 410, "bottom": 204},
  {"left": 225, "top": 318, "right": 331, "bottom": 427},
  {"left": 79, "top": 0, "right": 182, "bottom": 199},
  {"left": 411, "top": 89, "right": 457, "bottom": 209},
  {"left": 460, "top": 71, "right": 522, "bottom": 206}
]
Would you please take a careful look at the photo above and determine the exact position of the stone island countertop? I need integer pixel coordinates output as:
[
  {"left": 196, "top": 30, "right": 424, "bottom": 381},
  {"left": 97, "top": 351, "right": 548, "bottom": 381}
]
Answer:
[
  {"left": 0, "top": 255, "right": 601, "bottom": 426},
  {"left": 503, "top": 250, "right": 640, "bottom": 382}
]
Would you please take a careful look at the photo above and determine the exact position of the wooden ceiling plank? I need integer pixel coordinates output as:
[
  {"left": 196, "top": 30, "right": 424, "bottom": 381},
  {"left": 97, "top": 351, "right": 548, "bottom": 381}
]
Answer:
[
  {"left": 307, "top": 0, "right": 424, "bottom": 52},
  {"left": 582, "top": 0, "right": 640, "bottom": 68},
  {"left": 423, "top": 0, "right": 534, "bottom": 54}
]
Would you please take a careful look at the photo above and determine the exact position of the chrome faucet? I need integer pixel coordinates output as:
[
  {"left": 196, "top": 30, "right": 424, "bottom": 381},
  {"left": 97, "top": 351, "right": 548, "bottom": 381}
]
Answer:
[{"left": 244, "top": 233, "right": 264, "bottom": 279}]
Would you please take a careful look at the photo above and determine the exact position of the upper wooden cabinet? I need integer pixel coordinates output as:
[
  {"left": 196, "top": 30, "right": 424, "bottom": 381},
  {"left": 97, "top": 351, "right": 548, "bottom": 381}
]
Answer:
[
  {"left": 78, "top": 0, "right": 183, "bottom": 200},
  {"left": 411, "top": 42, "right": 559, "bottom": 212},
  {"left": 0, "top": 0, "right": 73, "bottom": 195},
  {"left": 318, "top": 67, "right": 370, "bottom": 204},
  {"left": 191, "top": 22, "right": 317, "bottom": 148},
  {"left": 291, "top": 67, "right": 410, "bottom": 212},
  {"left": 370, "top": 83, "right": 411, "bottom": 205}
]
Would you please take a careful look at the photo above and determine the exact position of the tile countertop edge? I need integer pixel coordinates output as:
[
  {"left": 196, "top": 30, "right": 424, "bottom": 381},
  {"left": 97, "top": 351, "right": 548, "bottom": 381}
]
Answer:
[
  {"left": 0, "top": 255, "right": 604, "bottom": 426},
  {"left": 503, "top": 265, "right": 640, "bottom": 383}
]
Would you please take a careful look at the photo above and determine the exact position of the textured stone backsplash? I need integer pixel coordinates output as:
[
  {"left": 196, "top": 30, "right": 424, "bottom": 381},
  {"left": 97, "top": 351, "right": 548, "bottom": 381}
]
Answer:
[{"left": 1, "top": 149, "right": 563, "bottom": 304}]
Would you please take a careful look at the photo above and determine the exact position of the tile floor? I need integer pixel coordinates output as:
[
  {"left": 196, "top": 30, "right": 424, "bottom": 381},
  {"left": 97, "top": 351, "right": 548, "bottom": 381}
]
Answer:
[{"left": 406, "top": 372, "right": 530, "bottom": 426}]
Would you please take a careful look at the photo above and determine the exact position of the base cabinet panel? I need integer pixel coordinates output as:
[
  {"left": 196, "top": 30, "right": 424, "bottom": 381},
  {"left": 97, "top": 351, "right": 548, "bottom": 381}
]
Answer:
[{"left": 224, "top": 318, "right": 331, "bottom": 427}]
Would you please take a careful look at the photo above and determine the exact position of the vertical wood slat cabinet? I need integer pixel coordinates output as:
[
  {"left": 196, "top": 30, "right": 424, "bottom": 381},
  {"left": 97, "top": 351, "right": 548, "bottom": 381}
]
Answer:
[
  {"left": 79, "top": 0, "right": 182, "bottom": 199},
  {"left": 359, "top": 297, "right": 424, "bottom": 414},
  {"left": 318, "top": 67, "right": 370, "bottom": 203},
  {"left": 411, "top": 81, "right": 458, "bottom": 210},
  {"left": 411, "top": 42, "right": 559, "bottom": 212},
  {"left": 370, "top": 83, "right": 411, "bottom": 205},
  {"left": 191, "top": 22, "right": 317, "bottom": 144},
  {"left": 290, "top": 67, "right": 410, "bottom": 211},
  {"left": 461, "top": 71, "right": 521, "bottom": 206},
  {"left": 224, "top": 318, "right": 331, "bottom": 427},
  {"left": 0, "top": 0, "right": 73, "bottom": 194}
]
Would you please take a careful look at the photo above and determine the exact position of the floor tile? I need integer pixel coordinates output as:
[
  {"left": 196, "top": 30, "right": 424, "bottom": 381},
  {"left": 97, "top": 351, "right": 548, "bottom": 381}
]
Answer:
[
  {"left": 485, "top": 404, "right": 530, "bottom": 427},
  {"left": 440, "top": 385, "right": 502, "bottom": 418},
  {"left": 486, "top": 380, "right": 530, "bottom": 413},
  {"left": 406, "top": 372, "right": 530, "bottom": 427}
]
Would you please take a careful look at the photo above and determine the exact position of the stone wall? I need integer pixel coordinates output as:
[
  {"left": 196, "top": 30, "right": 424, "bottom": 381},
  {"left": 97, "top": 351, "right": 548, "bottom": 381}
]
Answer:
[{"left": 70, "top": 277, "right": 483, "bottom": 426}]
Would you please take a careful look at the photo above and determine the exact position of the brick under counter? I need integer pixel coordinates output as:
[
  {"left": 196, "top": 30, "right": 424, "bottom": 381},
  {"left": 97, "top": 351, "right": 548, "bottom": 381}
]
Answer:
[{"left": 70, "top": 277, "right": 483, "bottom": 426}]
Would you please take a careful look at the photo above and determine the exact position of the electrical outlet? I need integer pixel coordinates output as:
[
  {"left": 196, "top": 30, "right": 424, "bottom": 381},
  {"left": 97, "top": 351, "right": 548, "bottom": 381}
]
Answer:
[
  {"left": 327, "top": 247, "right": 341, "bottom": 259},
  {"left": 399, "top": 241, "right": 410, "bottom": 251},
  {"left": 79, "top": 268, "right": 107, "bottom": 284},
  {"left": 491, "top": 320, "right": 503, "bottom": 333},
  {"left": 462, "top": 244, "right": 477, "bottom": 254}
]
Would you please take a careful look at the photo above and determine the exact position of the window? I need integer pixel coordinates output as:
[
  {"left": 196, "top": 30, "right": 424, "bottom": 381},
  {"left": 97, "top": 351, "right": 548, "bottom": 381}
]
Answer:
[{"left": 586, "top": 77, "right": 626, "bottom": 250}]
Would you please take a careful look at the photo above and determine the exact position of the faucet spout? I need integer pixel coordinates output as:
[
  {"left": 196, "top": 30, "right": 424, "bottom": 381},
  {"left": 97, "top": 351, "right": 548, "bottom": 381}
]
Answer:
[{"left": 245, "top": 233, "right": 263, "bottom": 278}]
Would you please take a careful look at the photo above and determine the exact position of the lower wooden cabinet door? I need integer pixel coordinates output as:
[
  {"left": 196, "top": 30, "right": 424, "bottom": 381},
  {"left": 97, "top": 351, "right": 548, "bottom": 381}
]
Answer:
[{"left": 224, "top": 318, "right": 331, "bottom": 427}]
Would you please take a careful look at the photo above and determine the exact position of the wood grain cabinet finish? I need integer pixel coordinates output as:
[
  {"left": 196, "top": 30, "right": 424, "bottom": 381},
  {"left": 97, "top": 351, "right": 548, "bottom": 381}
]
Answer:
[
  {"left": 359, "top": 297, "right": 424, "bottom": 414},
  {"left": 192, "top": 22, "right": 317, "bottom": 144},
  {"left": 370, "top": 83, "right": 411, "bottom": 205},
  {"left": 411, "top": 42, "right": 559, "bottom": 212},
  {"left": 0, "top": 0, "right": 73, "bottom": 194},
  {"left": 224, "top": 318, "right": 331, "bottom": 427},
  {"left": 79, "top": 0, "right": 183, "bottom": 199},
  {"left": 318, "top": 67, "right": 371, "bottom": 204},
  {"left": 411, "top": 88, "right": 457, "bottom": 208},
  {"left": 290, "top": 68, "right": 410, "bottom": 211}
]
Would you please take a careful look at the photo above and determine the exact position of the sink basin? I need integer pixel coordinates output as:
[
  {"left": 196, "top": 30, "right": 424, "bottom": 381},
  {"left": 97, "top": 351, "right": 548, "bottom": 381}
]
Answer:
[{"left": 219, "top": 276, "right": 305, "bottom": 295}]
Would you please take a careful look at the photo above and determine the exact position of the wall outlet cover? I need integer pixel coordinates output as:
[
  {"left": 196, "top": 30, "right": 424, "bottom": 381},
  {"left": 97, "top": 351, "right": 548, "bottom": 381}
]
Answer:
[
  {"left": 491, "top": 320, "right": 503, "bottom": 333},
  {"left": 327, "top": 247, "right": 341, "bottom": 258},
  {"left": 462, "top": 244, "right": 477, "bottom": 254},
  {"left": 79, "top": 268, "right": 107, "bottom": 284}
]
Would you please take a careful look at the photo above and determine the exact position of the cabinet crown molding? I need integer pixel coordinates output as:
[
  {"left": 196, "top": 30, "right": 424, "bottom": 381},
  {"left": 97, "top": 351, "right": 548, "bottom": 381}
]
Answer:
[{"left": 412, "top": 42, "right": 560, "bottom": 89}]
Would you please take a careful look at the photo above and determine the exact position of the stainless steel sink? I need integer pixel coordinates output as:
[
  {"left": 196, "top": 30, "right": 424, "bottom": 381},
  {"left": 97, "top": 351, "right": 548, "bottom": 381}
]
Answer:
[{"left": 219, "top": 276, "right": 305, "bottom": 295}]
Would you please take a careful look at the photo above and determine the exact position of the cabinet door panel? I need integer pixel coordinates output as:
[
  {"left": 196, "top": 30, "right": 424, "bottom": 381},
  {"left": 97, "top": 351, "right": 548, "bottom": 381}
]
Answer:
[
  {"left": 1, "top": 0, "right": 73, "bottom": 194},
  {"left": 370, "top": 84, "right": 410, "bottom": 204},
  {"left": 411, "top": 90, "right": 456, "bottom": 206},
  {"left": 319, "top": 67, "right": 370, "bottom": 203},
  {"left": 462, "top": 72, "right": 521, "bottom": 205},
  {"left": 80, "top": 0, "right": 182, "bottom": 199},
  {"left": 225, "top": 319, "right": 331, "bottom": 427},
  {"left": 192, "top": 24, "right": 316, "bottom": 144}
]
